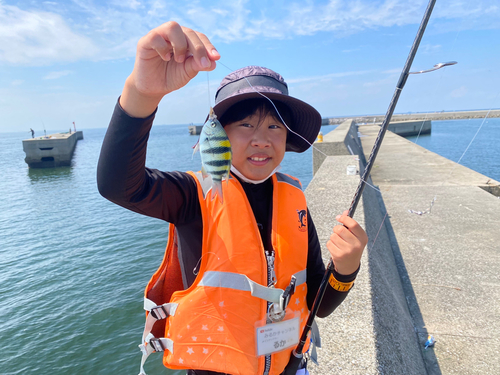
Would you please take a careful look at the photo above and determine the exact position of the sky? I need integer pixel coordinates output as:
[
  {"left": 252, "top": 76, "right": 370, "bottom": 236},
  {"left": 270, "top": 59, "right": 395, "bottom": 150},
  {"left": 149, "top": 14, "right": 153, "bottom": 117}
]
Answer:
[{"left": 1, "top": 0, "right": 499, "bottom": 133}]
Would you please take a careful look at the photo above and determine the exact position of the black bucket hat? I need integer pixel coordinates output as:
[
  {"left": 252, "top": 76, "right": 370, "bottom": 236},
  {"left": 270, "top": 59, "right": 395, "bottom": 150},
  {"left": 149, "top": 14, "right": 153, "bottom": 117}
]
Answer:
[{"left": 212, "top": 66, "right": 322, "bottom": 153}]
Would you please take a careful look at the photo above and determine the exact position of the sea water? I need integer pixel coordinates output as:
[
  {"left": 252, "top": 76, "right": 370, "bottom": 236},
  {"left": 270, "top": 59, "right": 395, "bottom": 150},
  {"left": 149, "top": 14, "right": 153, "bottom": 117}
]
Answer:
[{"left": 0, "top": 118, "right": 498, "bottom": 374}]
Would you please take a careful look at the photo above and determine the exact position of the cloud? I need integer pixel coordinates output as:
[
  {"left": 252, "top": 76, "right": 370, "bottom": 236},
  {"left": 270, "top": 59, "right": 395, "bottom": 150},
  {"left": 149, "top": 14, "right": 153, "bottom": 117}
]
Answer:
[
  {"left": 0, "top": 4, "right": 99, "bottom": 66},
  {"left": 342, "top": 48, "right": 361, "bottom": 53},
  {"left": 451, "top": 86, "right": 467, "bottom": 98},
  {"left": 0, "top": 0, "right": 498, "bottom": 66},
  {"left": 176, "top": 0, "right": 500, "bottom": 42},
  {"left": 382, "top": 68, "right": 403, "bottom": 75},
  {"left": 420, "top": 43, "right": 442, "bottom": 54},
  {"left": 43, "top": 70, "right": 73, "bottom": 80},
  {"left": 287, "top": 70, "right": 374, "bottom": 85},
  {"left": 118, "top": 0, "right": 142, "bottom": 10}
]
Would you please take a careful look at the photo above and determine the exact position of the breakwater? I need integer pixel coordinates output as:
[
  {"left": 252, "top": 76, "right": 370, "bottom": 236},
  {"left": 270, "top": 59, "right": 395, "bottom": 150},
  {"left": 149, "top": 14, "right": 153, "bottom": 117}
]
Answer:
[
  {"left": 22, "top": 131, "right": 83, "bottom": 168},
  {"left": 1, "top": 122, "right": 498, "bottom": 374},
  {"left": 322, "top": 109, "right": 500, "bottom": 125},
  {"left": 306, "top": 120, "right": 500, "bottom": 374}
]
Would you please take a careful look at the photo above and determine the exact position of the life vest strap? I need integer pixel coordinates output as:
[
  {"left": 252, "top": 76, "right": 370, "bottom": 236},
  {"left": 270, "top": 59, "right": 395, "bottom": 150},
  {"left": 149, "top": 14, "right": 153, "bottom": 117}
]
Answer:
[
  {"left": 139, "top": 298, "right": 178, "bottom": 362},
  {"left": 138, "top": 333, "right": 174, "bottom": 375},
  {"left": 144, "top": 298, "right": 178, "bottom": 319},
  {"left": 141, "top": 299, "right": 178, "bottom": 355},
  {"left": 198, "top": 270, "right": 306, "bottom": 305}
]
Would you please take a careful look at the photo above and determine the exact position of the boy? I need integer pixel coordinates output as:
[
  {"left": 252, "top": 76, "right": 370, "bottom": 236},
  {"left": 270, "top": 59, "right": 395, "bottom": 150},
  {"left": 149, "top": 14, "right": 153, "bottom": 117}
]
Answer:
[{"left": 97, "top": 21, "right": 367, "bottom": 375}]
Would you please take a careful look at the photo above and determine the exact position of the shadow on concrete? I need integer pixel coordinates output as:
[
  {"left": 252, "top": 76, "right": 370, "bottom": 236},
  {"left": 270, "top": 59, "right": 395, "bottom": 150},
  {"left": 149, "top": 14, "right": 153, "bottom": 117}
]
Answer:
[
  {"left": 479, "top": 184, "right": 500, "bottom": 197},
  {"left": 365, "top": 184, "right": 442, "bottom": 375}
]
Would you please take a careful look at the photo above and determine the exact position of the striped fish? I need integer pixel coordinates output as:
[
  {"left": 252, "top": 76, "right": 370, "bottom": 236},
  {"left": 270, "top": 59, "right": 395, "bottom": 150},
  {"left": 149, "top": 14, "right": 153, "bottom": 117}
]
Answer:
[{"left": 193, "top": 107, "right": 232, "bottom": 203}]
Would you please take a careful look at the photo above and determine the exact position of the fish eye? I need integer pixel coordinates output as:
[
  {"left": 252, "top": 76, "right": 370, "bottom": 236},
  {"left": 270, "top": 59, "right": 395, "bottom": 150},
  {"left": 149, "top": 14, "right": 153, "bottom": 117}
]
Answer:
[{"left": 211, "top": 122, "right": 216, "bottom": 128}]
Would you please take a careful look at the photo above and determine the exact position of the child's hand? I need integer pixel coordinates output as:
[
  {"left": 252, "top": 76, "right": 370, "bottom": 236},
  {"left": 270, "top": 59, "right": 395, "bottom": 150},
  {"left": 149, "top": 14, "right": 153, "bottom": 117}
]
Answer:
[
  {"left": 120, "top": 21, "right": 220, "bottom": 118},
  {"left": 326, "top": 210, "right": 368, "bottom": 275}
]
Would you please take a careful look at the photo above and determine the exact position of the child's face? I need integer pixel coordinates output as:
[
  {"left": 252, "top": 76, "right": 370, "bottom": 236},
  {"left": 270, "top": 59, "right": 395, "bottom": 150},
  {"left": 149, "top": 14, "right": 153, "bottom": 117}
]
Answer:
[{"left": 224, "top": 110, "right": 287, "bottom": 181}]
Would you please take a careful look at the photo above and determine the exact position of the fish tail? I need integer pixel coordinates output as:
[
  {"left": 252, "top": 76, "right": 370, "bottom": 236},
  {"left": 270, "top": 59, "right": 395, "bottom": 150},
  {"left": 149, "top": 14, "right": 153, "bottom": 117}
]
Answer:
[
  {"left": 192, "top": 140, "right": 200, "bottom": 158},
  {"left": 201, "top": 165, "right": 209, "bottom": 180},
  {"left": 211, "top": 179, "right": 224, "bottom": 203}
]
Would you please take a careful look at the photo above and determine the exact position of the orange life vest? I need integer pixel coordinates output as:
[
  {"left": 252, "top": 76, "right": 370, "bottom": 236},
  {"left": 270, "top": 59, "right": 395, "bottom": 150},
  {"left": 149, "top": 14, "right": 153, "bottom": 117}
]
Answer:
[{"left": 140, "top": 172, "right": 311, "bottom": 375}]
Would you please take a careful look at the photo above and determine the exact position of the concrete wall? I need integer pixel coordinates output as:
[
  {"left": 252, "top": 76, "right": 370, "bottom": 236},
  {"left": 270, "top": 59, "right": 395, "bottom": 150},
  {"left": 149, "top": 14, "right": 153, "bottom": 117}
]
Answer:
[
  {"left": 306, "top": 125, "right": 427, "bottom": 374},
  {"left": 388, "top": 120, "right": 431, "bottom": 137},
  {"left": 357, "top": 125, "right": 500, "bottom": 375},
  {"left": 312, "top": 119, "right": 425, "bottom": 175},
  {"left": 307, "top": 121, "right": 500, "bottom": 374},
  {"left": 312, "top": 120, "right": 362, "bottom": 175}
]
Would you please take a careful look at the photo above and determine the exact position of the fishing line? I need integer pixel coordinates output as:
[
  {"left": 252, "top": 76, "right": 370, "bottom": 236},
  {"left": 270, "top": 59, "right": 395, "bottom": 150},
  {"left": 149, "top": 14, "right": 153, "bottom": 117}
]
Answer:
[
  {"left": 453, "top": 106, "right": 496, "bottom": 169},
  {"left": 407, "top": 92, "right": 500, "bottom": 215},
  {"left": 409, "top": 0, "right": 470, "bottom": 149},
  {"left": 212, "top": 0, "right": 494, "bottom": 293},
  {"left": 384, "top": 3, "right": 475, "bottom": 215},
  {"left": 217, "top": 58, "right": 466, "bottom": 221},
  {"left": 215, "top": 61, "right": 427, "bottom": 249},
  {"left": 216, "top": 61, "right": 330, "bottom": 159},
  {"left": 412, "top": 113, "right": 431, "bottom": 146},
  {"left": 370, "top": 210, "right": 389, "bottom": 250},
  {"left": 206, "top": 72, "right": 212, "bottom": 108},
  {"left": 407, "top": 0, "right": 483, "bottom": 176}
]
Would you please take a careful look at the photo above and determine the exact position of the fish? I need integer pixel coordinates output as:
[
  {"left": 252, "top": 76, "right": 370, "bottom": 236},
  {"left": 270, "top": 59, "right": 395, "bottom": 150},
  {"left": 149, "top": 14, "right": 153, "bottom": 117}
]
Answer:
[{"left": 193, "top": 107, "right": 232, "bottom": 203}]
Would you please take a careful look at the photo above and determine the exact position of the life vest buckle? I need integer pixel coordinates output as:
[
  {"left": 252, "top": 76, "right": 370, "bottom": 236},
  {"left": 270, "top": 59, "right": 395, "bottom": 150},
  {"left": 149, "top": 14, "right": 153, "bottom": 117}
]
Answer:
[
  {"left": 150, "top": 305, "right": 169, "bottom": 320},
  {"left": 149, "top": 337, "right": 166, "bottom": 352},
  {"left": 279, "top": 275, "right": 297, "bottom": 311}
]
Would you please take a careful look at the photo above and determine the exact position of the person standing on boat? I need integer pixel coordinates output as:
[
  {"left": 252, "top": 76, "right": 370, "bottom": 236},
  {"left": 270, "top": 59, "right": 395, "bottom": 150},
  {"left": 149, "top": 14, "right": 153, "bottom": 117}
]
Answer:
[
  {"left": 97, "top": 21, "right": 367, "bottom": 375},
  {"left": 30, "top": 128, "right": 34, "bottom": 138}
]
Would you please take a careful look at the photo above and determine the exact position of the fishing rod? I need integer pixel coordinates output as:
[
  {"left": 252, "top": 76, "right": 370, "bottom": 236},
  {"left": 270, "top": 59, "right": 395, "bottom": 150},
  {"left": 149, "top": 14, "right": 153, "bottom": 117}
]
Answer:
[{"left": 281, "top": 0, "right": 457, "bottom": 373}]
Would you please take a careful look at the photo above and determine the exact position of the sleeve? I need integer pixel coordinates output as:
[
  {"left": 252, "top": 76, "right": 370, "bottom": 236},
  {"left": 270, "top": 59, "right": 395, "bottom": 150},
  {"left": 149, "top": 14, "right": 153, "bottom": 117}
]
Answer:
[
  {"left": 306, "top": 210, "right": 359, "bottom": 318},
  {"left": 96, "top": 99, "right": 200, "bottom": 225}
]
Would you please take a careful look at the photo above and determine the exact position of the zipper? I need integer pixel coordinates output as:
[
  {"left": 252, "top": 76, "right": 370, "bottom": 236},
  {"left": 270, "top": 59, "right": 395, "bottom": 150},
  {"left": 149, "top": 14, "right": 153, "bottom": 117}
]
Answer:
[
  {"left": 263, "top": 250, "right": 276, "bottom": 375},
  {"left": 265, "top": 249, "right": 277, "bottom": 286}
]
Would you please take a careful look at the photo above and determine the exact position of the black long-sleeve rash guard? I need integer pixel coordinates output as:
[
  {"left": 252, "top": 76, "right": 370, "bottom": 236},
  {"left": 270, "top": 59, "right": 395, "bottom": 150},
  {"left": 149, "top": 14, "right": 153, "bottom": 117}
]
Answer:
[{"left": 97, "top": 100, "right": 357, "bottom": 319}]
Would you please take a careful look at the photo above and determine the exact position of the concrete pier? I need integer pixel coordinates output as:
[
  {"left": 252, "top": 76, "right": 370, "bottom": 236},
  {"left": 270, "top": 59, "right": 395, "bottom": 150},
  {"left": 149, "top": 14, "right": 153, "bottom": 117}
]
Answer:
[
  {"left": 387, "top": 120, "right": 431, "bottom": 137},
  {"left": 188, "top": 125, "right": 203, "bottom": 135},
  {"left": 322, "top": 108, "right": 500, "bottom": 125},
  {"left": 306, "top": 121, "right": 500, "bottom": 374},
  {"left": 313, "top": 119, "right": 431, "bottom": 175},
  {"left": 22, "top": 131, "right": 83, "bottom": 168}
]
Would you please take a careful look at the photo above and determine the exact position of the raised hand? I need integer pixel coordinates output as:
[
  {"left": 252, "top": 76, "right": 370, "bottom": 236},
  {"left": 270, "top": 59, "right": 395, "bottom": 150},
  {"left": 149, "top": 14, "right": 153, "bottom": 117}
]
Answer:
[{"left": 120, "top": 21, "right": 220, "bottom": 118}]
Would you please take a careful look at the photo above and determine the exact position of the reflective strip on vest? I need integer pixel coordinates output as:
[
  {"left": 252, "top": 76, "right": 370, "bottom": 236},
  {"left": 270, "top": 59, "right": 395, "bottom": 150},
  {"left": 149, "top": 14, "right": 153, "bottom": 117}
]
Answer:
[
  {"left": 198, "top": 270, "right": 307, "bottom": 304},
  {"left": 145, "top": 171, "right": 311, "bottom": 375}
]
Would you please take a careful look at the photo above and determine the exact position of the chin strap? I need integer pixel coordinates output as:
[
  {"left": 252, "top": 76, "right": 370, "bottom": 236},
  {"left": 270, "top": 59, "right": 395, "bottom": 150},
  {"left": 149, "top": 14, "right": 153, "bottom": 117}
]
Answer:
[{"left": 230, "top": 165, "right": 281, "bottom": 184}]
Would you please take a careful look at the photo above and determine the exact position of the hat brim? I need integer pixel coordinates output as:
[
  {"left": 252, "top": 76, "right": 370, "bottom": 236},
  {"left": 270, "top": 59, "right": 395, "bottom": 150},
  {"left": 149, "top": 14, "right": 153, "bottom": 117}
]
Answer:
[{"left": 212, "top": 92, "right": 322, "bottom": 153}]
